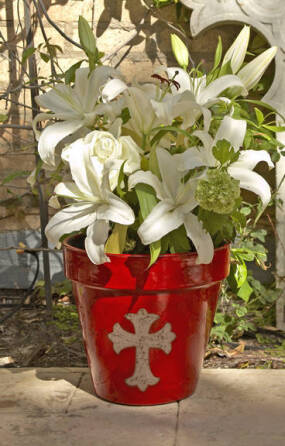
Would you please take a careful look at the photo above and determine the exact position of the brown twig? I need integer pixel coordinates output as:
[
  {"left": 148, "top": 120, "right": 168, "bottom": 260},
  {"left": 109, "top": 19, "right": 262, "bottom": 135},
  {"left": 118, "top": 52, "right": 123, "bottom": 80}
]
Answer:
[
  {"left": 36, "top": 0, "right": 83, "bottom": 50},
  {"left": 0, "top": 124, "right": 32, "bottom": 130}
]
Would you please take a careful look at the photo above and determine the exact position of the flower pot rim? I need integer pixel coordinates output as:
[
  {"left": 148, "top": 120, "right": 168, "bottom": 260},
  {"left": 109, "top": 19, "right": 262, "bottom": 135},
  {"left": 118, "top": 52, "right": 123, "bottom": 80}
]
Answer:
[{"left": 63, "top": 233, "right": 230, "bottom": 260}]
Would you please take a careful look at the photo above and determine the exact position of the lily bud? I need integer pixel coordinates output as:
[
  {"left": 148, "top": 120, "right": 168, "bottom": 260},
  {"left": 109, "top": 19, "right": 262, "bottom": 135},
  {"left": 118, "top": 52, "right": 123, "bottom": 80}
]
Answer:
[
  {"left": 171, "top": 34, "right": 189, "bottom": 70},
  {"left": 238, "top": 46, "right": 278, "bottom": 90},
  {"left": 222, "top": 25, "right": 250, "bottom": 74}
]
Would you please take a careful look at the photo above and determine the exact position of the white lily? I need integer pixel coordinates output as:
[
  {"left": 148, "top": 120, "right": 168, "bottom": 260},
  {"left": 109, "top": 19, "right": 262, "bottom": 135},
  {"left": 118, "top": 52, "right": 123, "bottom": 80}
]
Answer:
[
  {"left": 33, "top": 66, "right": 118, "bottom": 167},
  {"left": 166, "top": 68, "right": 247, "bottom": 107},
  {"left": 129, "top": 147, "right": 214, "bottom": 264},
  {"left": 163, "top": 67, "right": 247, "bottom": 132},
  {"left": 104, "top": 81, "right": 176, "bottom": 138},
  {"left": 45, "top": 146, "right": 135, "bottom": 264},
  {"left": 228, "top": 150, "right": 273, "bottom": 208},
  {"left": 103, "top": 76, "right": 207, "bottom": 136},
  {"left": 222, "top": 26, "right": 250, "bottom": 74},
  {"left": 237, "top": 46, "right": 278, "bottom": 90},
  {"left": 175, "top": 116, "right": 273, "bottom": 208}
]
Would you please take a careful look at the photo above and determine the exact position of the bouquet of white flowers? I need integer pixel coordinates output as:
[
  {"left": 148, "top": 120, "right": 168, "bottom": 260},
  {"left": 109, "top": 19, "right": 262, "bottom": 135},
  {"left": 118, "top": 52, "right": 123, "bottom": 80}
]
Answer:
[{"left": 33, "top": 22, "right": 282, "bottom": 267}]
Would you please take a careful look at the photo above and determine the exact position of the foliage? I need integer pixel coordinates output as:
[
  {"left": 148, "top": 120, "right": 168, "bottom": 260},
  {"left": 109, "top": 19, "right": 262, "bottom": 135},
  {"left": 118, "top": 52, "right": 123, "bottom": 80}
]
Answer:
[
  {"left": 34, "top": 279, "right": 72, "bottom": 298},
  {"left": 52, "top": 304, "right": 80, "bottom": 334},
  {"left": 210, "top": 209, "right": 282, "bottom": 343}
]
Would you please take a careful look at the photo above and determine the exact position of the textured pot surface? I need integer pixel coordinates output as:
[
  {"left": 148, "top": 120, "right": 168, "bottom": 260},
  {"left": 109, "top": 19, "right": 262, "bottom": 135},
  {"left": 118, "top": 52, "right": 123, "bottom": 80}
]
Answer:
[{"left": 63, "top": 236, "right": 230, "bottom": 405}]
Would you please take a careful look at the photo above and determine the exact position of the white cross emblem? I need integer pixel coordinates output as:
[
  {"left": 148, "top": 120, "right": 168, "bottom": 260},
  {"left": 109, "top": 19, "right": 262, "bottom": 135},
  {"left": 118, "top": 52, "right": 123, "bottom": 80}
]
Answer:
[{"left": 108, "top": 308, "right": 176, "bottom": 391}]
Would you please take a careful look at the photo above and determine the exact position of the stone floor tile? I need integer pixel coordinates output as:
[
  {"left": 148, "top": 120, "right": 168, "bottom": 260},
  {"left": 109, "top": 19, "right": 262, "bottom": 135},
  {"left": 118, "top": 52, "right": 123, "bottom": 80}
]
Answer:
[
  {"left": 177, "top": 369, "right": 285, "bottom": 446},
  {"left": 0, "top": 368, "right": 83, "bottom": 414},
  {"left": 67, "top": 372, "right": 178, "bottom": 446},
  {"left": 0, "top": 368, "right": 177, "bottom": 446}
]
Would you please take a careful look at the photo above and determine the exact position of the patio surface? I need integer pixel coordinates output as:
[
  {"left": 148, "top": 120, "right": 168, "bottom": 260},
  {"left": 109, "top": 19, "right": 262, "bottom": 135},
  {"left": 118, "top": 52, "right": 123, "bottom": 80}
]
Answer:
[{"left": 0, "top": 368, "right": 284, "bottom": 446}]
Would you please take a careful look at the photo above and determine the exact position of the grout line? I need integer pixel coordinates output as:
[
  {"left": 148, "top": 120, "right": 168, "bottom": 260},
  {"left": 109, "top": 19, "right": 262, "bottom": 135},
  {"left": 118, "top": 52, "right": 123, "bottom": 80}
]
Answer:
[
  {"left": 64, "top": 372, "right": 85, "bottom": 414},
  {"left": 173, "top": 401, "right": 180, "bottom": 446}
]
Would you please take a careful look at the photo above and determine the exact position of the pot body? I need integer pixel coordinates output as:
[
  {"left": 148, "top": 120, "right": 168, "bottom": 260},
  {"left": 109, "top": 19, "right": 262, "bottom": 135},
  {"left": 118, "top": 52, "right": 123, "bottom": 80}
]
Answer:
[{"left": 63, "top": 236, "right": 230, "bottom": 405}]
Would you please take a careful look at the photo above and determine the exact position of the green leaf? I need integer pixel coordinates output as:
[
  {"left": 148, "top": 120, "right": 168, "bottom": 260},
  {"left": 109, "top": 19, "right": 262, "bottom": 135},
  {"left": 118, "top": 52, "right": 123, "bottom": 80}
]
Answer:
[
  {"left": 235, "top": 305, "right": 248, "bottom": 317},
  {"left": 120, "top": 107, "right": 131, "bottom": 125},
  {"left": 238, "top": 99, "right": 285, "bottom": 122},
  {"left": 218, "top": 59, "right": 232, "bottom": 77},
  {"left": 237, "top": 279, "right": 253, "bottom": 302},
  {"left": 65, "top": 60, "right": 84, "bottom": 84},
  {"left": 150, "top": 125, "right": 191, "bottom": 146},
  {"left": 254, "top": 107, "right": 264, "bottom": 126},
  {"left": 234, "top": 261, "right": 247, "bottom": 288},
  {"left": 166, "top": 225, "right": 190, "bottom": 253},
  {"left": 212, "top": 139, "right": 239, "bottom": 166},
  {"left": 78, "top": 16, "right": 97, "bottom": 57},
  {"left": 262, "top": 124, "right": 285, "bottom": 132},
  {"left": 198, "top": 208, "right": 235, "bottom": 243},
  {"left": 0, "top": 113, "right": 8, "bottom": 123},
  {"left": 250, "top": 229, "right": 267, "bottom": 243},
  {"left": 149, "top": 240, "right": 161, "bottom": 268},
  {"left": 271, "top": 151, "right": 280, "bottom": 163},
  {"left": 22, "top": 47, "right": 36, "bottom": 64},
  {"left": 135, "top": 183, "right": 157, "bottom": 220},
  {"left": 116, "top": 161, "right": 127, "bottom": 198},
  {"left": 213, "top": 36, "right": 222, "bottom": 70},
  {"left": 135, "top": 183, "right": 161, "bottom": 267},
  {"left": 240, "top": 206, "right": 251, "bottom": 216},
  {"left": 40, "top": 52, "right": 50, "bottom": 63},
  {"left": 105, "top": 224, "right": 127, "bottom": 254}
]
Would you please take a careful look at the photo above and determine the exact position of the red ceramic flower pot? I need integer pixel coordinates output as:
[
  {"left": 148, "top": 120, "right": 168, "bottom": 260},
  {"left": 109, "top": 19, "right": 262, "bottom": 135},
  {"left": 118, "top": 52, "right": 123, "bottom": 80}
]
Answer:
[{"left": 63, "top": 235, "right": 230, "bottom": 405}]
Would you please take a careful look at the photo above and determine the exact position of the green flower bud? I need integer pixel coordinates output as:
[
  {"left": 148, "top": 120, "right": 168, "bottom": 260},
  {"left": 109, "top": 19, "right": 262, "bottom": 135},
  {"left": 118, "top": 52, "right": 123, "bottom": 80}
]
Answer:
[
  {"left": 171, "top": 34, "right": 189, "bottom": 70},
  {"left": 195, "top": 169, "right": 240, "bottom": 214}
]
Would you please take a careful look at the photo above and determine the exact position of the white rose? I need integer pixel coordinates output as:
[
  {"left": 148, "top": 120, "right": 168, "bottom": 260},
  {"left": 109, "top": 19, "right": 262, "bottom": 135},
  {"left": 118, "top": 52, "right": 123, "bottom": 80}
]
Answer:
[
  {"left": 62, "top": 131, "right": 142, "bottom": 190},
  {"left": 85, "top": 130, "right": 122, "bottom": 163}
]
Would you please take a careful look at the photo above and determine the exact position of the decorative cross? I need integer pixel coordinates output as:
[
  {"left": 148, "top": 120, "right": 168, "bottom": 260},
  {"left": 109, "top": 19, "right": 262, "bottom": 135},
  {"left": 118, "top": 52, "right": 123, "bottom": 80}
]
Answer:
[{"left": 108, "top": 308, "right": 176, "bottom": 391}]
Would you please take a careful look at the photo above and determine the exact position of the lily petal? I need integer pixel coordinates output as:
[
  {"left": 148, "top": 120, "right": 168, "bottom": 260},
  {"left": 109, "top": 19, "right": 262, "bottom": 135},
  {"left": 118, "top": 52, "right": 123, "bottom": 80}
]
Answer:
[
  {"left": 232, "top": 149, "right": 274, "bottom": 170},
  {"left": 193, "top": 129, "right": 214, "bottom": 151},
  {"left": 128, "top": 170, "right": 165, "bottom": 200},
  {"left": 215, "top": 116, "right": 247, "bottom": 152},
  {"left": 54, "top": 182, "right": 84, "bottom": 200},
  {"left": 36, "top": 84, "right": 82, "bottom": 118},
  {"left": 74, "top": 66, "right": 118, "bottom": 111},
  {"left": 157, "top": 147, "right": 182, "bottom": 201},
  {"left": 183, "top": 213, "right": 214, "bottom": 264},
  {"left": 102, "top": 78, "right": 128, "bottom": 102},
  {"left": 97, "top": 193, "right": 135, "bottom": 225},
  {"left": 45, "top": 203, "right": 96, "bottom": 245},
  {"left": 238, "top": 46, "right": 278, "bottom": 90},
  {"left": 32, "top": 112, "right": 54, "bottom": 140},
  {"left": 228, "top": 166, "right": 271, "bottom": 207},
  {"left": 124, "top": 86, "right": 156, "bottom": 134},
  {"left": 65, "top": 141, "right": 103, "bottom": 198},
  {"left": 173, "top": 148, "right": 205, "bottom": 172},
  {"left": 222, "top": 26, "right": 250, "bottom": 73},
  {"left": 138, "top": 201, "right": 183, "bottom": 245},
  {"left": 38, "top": 120, "right": 83, "bottom": 166},
  {"left": 85, "top": 220, "right": 110, "bottom": 265},
  {"left": 198, "top": 75, "right": 247, "bottom": 104}
]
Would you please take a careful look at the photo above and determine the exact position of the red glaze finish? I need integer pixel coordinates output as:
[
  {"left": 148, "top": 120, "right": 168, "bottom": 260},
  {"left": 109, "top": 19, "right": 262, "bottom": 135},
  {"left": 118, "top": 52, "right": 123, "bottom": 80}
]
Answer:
[{"left": 63, "top": 235, "right": 230, "bottom": 405}]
